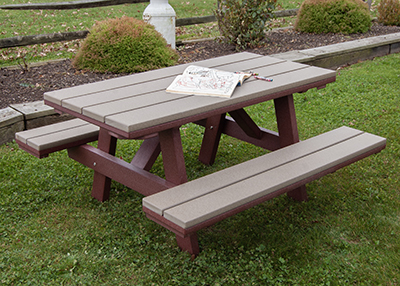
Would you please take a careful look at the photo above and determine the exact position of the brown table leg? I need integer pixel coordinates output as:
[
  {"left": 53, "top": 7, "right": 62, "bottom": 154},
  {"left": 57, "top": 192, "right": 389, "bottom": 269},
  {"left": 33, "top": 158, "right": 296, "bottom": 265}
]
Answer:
[
  {"left": 274, "top": 95, "right": 308, "bottom": 201},
  {"left": 159, "top": 127, "right": 188, "bottom": 185},
  {"left": 198, "top": 114, "right": 226, "bottom": 165},
  {"left": 91, "top": 128, "right": 117, "bottom": 202}
]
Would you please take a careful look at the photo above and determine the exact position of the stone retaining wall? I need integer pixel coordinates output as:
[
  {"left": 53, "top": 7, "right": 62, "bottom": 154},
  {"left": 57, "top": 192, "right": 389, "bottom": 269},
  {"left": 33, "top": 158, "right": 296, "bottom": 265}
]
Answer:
[{"left": 0, "top": 102, "right": 73, "bottom": 145}]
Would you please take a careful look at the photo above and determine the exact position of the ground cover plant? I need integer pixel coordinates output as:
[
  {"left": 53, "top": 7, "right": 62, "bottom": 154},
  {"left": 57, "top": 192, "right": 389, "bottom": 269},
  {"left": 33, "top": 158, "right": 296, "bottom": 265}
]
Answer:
[
  {"left": 1, "top": 53, "right": 399, "bottom": 284},
  {"left": 72, "top": 16, "right": 178, "bottom": 73}
]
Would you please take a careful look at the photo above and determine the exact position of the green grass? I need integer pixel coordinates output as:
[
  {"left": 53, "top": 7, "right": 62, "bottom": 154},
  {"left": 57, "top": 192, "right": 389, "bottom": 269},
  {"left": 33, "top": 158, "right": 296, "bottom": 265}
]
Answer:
[{"left": 1, "top": 52, "right": 400, "bottom": 284}]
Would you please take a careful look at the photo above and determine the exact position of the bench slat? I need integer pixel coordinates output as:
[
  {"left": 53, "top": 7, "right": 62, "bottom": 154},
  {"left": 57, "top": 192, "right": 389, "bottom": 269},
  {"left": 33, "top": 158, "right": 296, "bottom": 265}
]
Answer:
[
  {"left": 27, "top": 124, "right": 99, "bottom": 151},
  {"left": 163, "top": 131, "right": 385, "bottom": 228},
  {"left": 15, "top": 118, "right": 89, "bottom": 144},
  {"left": 143, "top": 126, "right": 363, "bottom": 216},
  {"left": 143, "top": 127, "right": 386, "bottom": 229},
  {"left": 15, "top": 118, "right": 99, "bottom": 158}
]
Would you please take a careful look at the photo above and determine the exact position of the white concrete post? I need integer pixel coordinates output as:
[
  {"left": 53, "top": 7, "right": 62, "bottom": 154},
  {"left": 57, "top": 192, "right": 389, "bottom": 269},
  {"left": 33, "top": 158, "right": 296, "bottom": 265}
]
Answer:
[{"left": 143, "top": 0, "right": 176, "bottom": 49}]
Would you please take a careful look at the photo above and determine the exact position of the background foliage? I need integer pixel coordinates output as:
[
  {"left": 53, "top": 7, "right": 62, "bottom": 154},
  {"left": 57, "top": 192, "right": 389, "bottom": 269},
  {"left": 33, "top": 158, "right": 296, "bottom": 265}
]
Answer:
[
  {"left": 378, "top": 0, "right": 400, "bottom": 26},
  {"left": 215, "top": 0, "right": 276, "bottom": 50},
  {"left": 72, "top": 16, "right": 178, "bottom": 73},
  {"left": 295, "top": 0, "right": 371, "bottom": 34}
]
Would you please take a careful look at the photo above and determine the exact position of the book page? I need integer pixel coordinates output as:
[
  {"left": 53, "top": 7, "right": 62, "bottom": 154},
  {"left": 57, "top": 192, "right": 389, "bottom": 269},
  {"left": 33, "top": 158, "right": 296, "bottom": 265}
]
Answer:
[{"left": 166, "top": 66, "right": 248, "bottom": 98}]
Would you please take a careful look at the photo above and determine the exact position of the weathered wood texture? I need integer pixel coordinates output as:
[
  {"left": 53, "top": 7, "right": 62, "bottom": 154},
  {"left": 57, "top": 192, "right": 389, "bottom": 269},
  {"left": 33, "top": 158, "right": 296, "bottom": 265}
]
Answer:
[{"left": 0, "top": 31, "right": 89, "bottom": 48}]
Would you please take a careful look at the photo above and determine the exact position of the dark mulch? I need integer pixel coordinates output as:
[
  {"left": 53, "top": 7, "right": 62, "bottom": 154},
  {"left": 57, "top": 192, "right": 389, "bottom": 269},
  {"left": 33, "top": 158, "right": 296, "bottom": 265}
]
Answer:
[{"left": 1, "top": 23, "right": 400, "bottom": 109}]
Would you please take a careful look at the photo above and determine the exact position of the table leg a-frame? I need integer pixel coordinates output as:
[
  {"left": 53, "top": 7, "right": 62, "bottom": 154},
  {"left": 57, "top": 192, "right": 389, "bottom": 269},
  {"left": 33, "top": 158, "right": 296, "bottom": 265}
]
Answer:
[
  {"left": 274, "top": 95, "right": 308, "bottom": 201},
  {"left": 198, "top": 114, "right": 226, "bottom": 165},
  {"left": 159, "top": 127, "right": 188, "bottom": 185},
  {"left": 88, "top": 127, "right": 187, "bottom": 201},
  {"left": 91, "top": 128, "right": 117, "bottom": 202}
]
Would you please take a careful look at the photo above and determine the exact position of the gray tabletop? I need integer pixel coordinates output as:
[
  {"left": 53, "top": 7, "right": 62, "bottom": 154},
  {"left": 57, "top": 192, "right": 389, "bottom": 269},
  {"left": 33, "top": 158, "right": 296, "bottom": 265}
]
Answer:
[{"left": 44, "top": 52, "right": 336, "bottom": 137}]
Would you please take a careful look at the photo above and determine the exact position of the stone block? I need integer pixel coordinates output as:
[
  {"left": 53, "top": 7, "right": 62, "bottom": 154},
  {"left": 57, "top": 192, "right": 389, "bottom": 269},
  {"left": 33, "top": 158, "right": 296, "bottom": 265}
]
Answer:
[
  {"left": 390, "top": 42, "right": 400, "bottom": 54},
  {"left": 10, "top": 100, "right": 56, "bottom": 120},
  {"left": 10, "top": 100, "right": 75, "bottom": 130},
  {"left": 308, "top": 45, "right": 390, "bottom": 70},
  {"left": 0, "top": 107, "right": 24, "bottom": 145}
]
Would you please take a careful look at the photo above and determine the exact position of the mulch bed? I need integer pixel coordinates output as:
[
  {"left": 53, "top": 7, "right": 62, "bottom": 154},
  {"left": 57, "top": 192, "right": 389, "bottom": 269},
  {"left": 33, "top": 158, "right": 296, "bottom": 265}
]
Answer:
[{"left": 1, "top": 23, "right": 400, "bottom": 109}]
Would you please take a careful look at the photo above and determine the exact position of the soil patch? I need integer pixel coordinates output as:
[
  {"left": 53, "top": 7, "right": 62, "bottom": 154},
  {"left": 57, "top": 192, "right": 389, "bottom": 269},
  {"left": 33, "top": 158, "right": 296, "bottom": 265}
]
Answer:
[{"left": 1, "top": 23, "right": 400, "bottom": 109}]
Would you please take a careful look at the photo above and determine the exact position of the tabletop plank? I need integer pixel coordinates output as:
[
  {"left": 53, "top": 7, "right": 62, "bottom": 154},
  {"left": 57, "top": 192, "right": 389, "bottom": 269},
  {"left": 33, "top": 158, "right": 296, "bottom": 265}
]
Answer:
[
  {"left": 82, "top": 90, "right": 190, "bottom": 122},
  {"left": 44, "top": 53, "right": 336, "bottom": 137},
  {"left": 50, "top": 55, "right": 286, "bottom": 113},
  {"left": 105, "top": 95, "right": 225, "bottom": 133},
  {"left": 44, "top": 52, "right": 262, "bottom": 105},
  {"left": 214, "top": 56, "right": 284, "bottom": 73},
  {"left": 78, "top": 60, "right": 308, "bottom": 124},
  {"left": 62, "top": 59, "right": 313, "bottom": 120},
  {"left": 62, "top": 77, "right": 175, "bottom": 113},
  {"left": 104, "top": 66, "right": 335, "bottom": 133}
]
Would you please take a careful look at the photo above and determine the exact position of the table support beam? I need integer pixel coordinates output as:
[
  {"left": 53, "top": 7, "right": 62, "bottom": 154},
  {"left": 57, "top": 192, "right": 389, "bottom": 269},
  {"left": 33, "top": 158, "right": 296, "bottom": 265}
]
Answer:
[
  {"left": 175, "top": 233, "right": 199, "bottom": 256},
  {"left": 195, "top": 112, "right": 281, "bottom": 161},
  {"left": 229, "top": 108, "right": 262, "bottom": 139},
  {"left": 131, "top": 135, "right": 161, "bottom": 171},
  {"left": 68, "top": 144, "right": 174, "bottom": 197},
  {"left": 221, "top": 117, "right": 280, "bottom": 151}
]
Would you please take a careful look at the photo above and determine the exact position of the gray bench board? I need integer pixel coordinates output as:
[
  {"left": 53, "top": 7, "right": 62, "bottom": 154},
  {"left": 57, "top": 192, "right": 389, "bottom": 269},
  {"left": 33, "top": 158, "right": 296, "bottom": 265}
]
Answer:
[
  {"left": 143, "top": 126, "right": 386, "bottom": 230},
  {"left": 15, "top": 118, "right": 99, "bottom": 158}
]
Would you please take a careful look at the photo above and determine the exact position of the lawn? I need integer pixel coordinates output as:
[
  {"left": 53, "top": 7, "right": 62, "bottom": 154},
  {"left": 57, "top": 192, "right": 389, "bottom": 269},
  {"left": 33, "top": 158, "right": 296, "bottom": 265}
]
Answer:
[{"left": 1, "top": 52, "right": 399, "bottom": 284}]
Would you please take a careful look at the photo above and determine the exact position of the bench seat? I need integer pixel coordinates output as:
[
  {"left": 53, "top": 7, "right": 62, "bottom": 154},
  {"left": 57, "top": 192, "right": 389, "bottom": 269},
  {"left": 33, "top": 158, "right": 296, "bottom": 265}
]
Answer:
[
  {"left": 142, "top": 126, "right": 386, "bottom": 255},
  {"left": 15, "top": 118, "right": 99, "bottom": 158}
]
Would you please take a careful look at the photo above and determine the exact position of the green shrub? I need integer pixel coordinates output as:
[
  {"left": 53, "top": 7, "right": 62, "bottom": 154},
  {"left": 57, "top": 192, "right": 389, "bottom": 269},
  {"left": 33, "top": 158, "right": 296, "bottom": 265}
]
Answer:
[
  {"left": 215, "top": 0, "right": 276, "bottom": 50},
  {"left": 73, "top": 16, "right": 178, "bottom": 73},
  {"left": 295, "top": 0, "right": 371, "bottom": 34},
  {"left": 378, "top": 0, "right": 400, "bottom": 26}
]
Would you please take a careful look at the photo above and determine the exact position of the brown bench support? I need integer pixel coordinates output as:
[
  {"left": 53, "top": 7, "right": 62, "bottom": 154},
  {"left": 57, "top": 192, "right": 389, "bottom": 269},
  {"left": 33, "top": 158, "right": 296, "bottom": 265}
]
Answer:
[{"left": 143, "top": 127, "right": 386, "bottom": 256}]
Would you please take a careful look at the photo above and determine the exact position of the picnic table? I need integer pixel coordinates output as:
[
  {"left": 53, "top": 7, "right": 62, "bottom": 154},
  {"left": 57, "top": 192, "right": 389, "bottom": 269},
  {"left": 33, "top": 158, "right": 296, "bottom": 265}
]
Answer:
[{"left": 16, "top": 52, "right": 386, "bottom": 255}]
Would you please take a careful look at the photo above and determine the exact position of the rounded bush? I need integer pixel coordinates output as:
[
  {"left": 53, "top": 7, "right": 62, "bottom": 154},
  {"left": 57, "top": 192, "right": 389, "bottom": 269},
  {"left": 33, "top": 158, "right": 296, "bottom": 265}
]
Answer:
[
  {"left": 72, "top": 16, "right": 178, "bottom": 73},
  {"left": 295, "top": 0, "right": 371, "bottom": 34},
  {"left": 378, "top": 0, "right": 400, "bottom": 26}
]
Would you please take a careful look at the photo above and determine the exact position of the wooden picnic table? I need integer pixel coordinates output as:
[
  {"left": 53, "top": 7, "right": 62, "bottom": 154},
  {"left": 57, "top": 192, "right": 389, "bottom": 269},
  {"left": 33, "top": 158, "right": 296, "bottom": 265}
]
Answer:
[{"left": 43, "top": 52, "right": 337, "bottom": 202}]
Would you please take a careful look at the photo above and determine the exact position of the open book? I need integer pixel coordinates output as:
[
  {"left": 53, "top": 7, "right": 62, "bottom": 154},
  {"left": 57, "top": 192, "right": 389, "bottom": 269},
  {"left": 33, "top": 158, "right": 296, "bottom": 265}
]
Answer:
[{"left": 166, "top": 65, "right": 252, "bottom": 98}]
